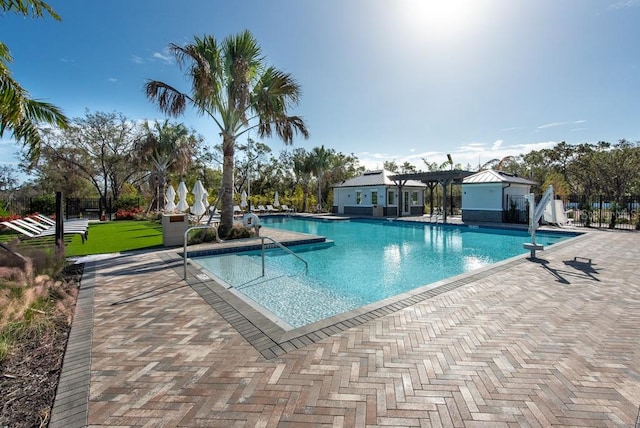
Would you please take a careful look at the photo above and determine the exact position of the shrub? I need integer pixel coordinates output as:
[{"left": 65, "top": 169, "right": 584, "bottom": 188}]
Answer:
[
  {"left": 115, "top": 207, "right": 144, "bottom": 220},
  {"left": 227, "top": 226, "right": 252, "bottom": 239},
  {"left": 113, "top": 195, "right": 141, "bottom": 212},
  {"left": 188, "top": 228, "right": 218, "bottom": 245},
  {"left": 0, "top": 214, "right": 22, "bottom": 223},
  {"left": 29, "top": 195, "right": 56, "bottom": 215}
]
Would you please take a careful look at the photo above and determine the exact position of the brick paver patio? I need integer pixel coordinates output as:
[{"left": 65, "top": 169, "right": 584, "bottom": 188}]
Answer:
[{"left": 51, "top": 225, "right": 640, "bottom": 427}]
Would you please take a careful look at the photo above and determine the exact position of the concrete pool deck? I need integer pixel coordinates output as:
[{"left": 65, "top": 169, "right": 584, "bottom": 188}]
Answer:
[{"left": 50, "top": 222, "right": 640, "bottom": 427}]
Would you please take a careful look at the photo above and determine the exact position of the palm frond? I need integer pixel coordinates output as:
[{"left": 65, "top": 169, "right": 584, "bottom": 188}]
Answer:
[
  {"left": 0, "top": 0, "right": 61, "bottom": 20},
  {"left": 0, "top": 71, "right": 68, "bottom": 164},
  {"left": 144, "top": 80, "right": 188, "bottom": 117}
]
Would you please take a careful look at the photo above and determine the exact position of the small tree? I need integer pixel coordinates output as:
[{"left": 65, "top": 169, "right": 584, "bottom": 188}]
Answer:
[{"left": 37, "top": 111, "right": 145, "bottom": 212}]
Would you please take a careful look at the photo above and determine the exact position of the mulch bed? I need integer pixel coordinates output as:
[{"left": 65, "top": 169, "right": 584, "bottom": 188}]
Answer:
[
  {"left": 0, "top": 263, "right": 83, "bottom": 428},
  {"left": 0, "top": 325, "right": 71, "bottom": 427}
]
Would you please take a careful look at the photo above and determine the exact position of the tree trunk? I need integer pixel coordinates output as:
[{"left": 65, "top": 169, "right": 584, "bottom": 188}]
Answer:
[
  {"left": 219, "top": 135, "right": 235, "bottom": 234},
  {"left": 302, "top": 183, "right": 308, "bottom": 212},
  {"left": 317, "top": 172, "right": 322, "bottom": 212}
]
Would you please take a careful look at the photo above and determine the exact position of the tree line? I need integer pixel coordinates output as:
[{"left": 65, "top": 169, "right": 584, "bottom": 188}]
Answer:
[
  {"left": 3, "top": 110, "right": 364, "bottom": 216},
  {"left": 2, "top": 110, "right": 637, "bottom": 219}
]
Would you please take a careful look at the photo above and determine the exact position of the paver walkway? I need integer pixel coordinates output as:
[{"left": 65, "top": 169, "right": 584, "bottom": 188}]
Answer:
[{"left": 51, "top": 226, "right": 640, "bottom": 427}]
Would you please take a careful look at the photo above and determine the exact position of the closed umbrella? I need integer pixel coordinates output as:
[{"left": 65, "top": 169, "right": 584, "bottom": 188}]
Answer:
[
  {"left": 202, "top": 189, "right": 210, "bottom": 210},
  {"left": 176, "top": 181, "right": 189, "bottom": 212},
  {"left": 165, "top": 185, "right": 176, "bottom": 212},
  {"left": 190, "top": 180, "right": 206, "bottom": 216},
  {"left": 273, "top": 191, "right": 280, "bottom": 207},
  {"left": 240, "top": 190, "right": 248, "bottom": 209}
]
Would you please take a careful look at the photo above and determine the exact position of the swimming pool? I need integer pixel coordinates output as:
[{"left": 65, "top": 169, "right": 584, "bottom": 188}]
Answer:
[{"left": 192, "top": 218, "right": 574, "bottom": 328}]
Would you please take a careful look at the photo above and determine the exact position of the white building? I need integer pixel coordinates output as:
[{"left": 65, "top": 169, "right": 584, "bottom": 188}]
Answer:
[
  {"left": 332, "top": 170, "right": 427, "bottom": 216},
  {"left": 461, "top": 170, "right": 536, "bottom": 223}
]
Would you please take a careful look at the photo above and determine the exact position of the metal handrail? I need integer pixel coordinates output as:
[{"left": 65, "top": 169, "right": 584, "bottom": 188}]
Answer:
[
  {"left": 183, "top": 224, "right": 222, "bottom": 279},
  {"left": 260, "top": 236, "right": 308, "bottom": 276},
  {"left": 182, "top": 226, "right": 308, "bottom": 280}
]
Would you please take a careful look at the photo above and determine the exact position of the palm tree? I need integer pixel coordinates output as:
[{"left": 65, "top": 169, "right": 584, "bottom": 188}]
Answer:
[
  {"left": 292, "top": 148, "right": 314, "bottom": 212},
  {"left": 311, "top": 145, "right": 330, "bottom": 212},
  {"left": 480, "top": 155, "right": 517, "bottom": 172},
  {"left": 1, "top": 0, "right": 68, "bottom": 164},
  {"left": 145, "top": 31, "right": 309, "bottom": 234},
  {"left": 138, "top": 120, "right": 196, "bottom": 211}
]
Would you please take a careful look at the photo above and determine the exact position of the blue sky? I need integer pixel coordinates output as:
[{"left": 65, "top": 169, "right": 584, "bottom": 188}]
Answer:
[{"left": 2, "top": 0, "right": 639, "bottom": 181}]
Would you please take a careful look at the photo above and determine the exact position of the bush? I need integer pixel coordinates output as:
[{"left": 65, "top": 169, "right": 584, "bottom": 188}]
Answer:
[
  {"left": 115, "top": 207, "right": 144, "bottom": 220},
  {"left": 30, "top": 195, "right": 56, "bottom": 215},
  {"left": 113, "top": 195, "right": 141, "bottom": 212},
  {"left": 187, "top": 228, "right": 218, "bottom": 245},
  {"left": 218, "top": 224, "right": 251, "bottom": 240},
  {"left": 0, "top": 214, "right": 22, "bottom": 223}
]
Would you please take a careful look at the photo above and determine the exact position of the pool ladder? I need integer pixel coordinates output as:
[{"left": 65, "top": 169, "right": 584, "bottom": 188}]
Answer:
[{"left": 182, "top": 224, "right": 308, "bottom": 280}]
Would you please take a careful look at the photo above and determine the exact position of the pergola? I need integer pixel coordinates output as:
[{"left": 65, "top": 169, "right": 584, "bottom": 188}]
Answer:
[{"left": 389, "top": 170, "right": 474, "bottom": 222}]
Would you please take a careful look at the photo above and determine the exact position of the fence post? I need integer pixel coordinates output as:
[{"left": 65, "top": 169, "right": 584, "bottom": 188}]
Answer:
[{"left": 55, "top": 192, "right": 64, "bottom": 252}]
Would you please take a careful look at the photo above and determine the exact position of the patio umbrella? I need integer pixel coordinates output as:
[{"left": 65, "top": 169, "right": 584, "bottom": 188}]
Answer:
[
  {"left": 165, "top": 185, "right": 176, "bottom": 212},
  {"left": 176, "top": 181, "right": 189, "bottom": 212},
  {"left": 201, "top": 189, "right": 210, "bottom": 210},
  {"left": 190, "top": 180, "right": 206, "bottom": 216},
  {"left": 273, "top": 191, "right": 280, "bottom": 207},
  {"left": 240, "top": 190, "right": 248, "bottom": 209}
]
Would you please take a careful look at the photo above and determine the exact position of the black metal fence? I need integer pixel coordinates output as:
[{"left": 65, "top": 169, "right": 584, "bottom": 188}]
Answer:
[
  {"left": 566, "top": 194, "right": 639, "bottom": 230},
  {"left": 0, "top": 196, "right": 115, "bottom": 220},
  {"left": 503, "top": 195, "right": 530, "bottom": 223},
  {"left": 65, "top": 198, "right": 113, "bottom": 220},
  {"left": 504, "top": 194, "right": 639, "bottom": 230}
]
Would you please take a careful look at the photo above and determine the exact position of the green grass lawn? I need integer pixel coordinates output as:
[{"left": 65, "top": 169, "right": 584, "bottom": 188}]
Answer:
[
  {"left": 0, "top": 220, "right": 164, "bottom": 257},
  {"left": 64, "top": 220, "right": 163, "bottom": 257}
]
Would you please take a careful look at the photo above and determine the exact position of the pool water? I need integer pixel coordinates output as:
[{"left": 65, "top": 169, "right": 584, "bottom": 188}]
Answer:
[{"left": 192, "top": 218, "right": 571, "bottom": 328}]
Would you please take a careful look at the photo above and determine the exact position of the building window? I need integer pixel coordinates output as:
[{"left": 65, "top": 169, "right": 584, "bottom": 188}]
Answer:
[
  {"left": 356, "top": 190, "right": 362, "bottom": 205},
  {"left": 388, "top": 190, "right": 395, "bottom": 205},
  {"left": 412, "top": 191, "right": 419, "bottom": 205},
  {"left": 371, "top": 190, "right": 378, "bottom": 205}
]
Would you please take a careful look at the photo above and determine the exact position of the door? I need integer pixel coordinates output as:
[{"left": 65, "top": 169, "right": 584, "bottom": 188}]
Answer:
[{"left": 403, "top": 191, "right": 410, "bottom": 215}]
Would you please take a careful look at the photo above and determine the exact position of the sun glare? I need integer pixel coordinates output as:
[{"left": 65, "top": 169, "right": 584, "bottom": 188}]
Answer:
[{"left": 400, "top": 0, "right": 480, "bottom": 39}]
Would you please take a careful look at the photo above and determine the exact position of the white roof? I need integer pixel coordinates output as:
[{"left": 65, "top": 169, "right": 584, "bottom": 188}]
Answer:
[
  {"left": 334, "top": 169, "right": 427, "bottom": 188},
  {"left": 463, "top": 170, "right": 536, "bottom": 185}
]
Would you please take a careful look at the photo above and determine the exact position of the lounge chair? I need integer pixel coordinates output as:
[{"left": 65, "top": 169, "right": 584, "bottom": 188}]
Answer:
[
  {"left": 35, "top": 214, "right": 89, "bottom": 229},
  {"left": 257, "top": 205, "right": 267, "bottom": 213},
  {"left": 23, "top": 217, "right": 89, "bottom": 236},
  {"left": 266, "top": 205, "right": 276, "bottom": 213},
  {"left": 233, "top": 205, "right": 244, "bottom": 218},
  {"left": 280, "top": 204, "right": 293, "bottom": 213},
  {"left": 543, "top": 200, "right": 574, "bottom": 227},
  {"left": 1, "top": 220, "right": 87, "bottom": 243}
]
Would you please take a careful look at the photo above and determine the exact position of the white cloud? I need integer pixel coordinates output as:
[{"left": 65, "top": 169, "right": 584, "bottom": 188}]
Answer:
[
  {"left": 132, "top": 55, "right": 145, "bottom": 64},
  {"left": 609, "top": 0, "right": 640, "bottom": 9},
  {"left": 358, "top": 140, "right": 559, "bottom": 172},
  {"left": 537, "top": 121, "right": 570, "bottom": 129},
  {"left": 537, "top": 120, "right": 586, "bottom": 130},
  {"left": 152, "top": 49, "right": 173, "bottom": 64},
  {"left": 108, "top": 77, "right": 117, "bottom": 83}
]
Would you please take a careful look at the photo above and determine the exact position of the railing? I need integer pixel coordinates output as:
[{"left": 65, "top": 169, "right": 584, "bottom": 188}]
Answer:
[
  {"left": 182, "top": 225, "right": 308, "bottom": 280},
  {"left": 260, "top": 236, "right": 308, "bottom": 275}
]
